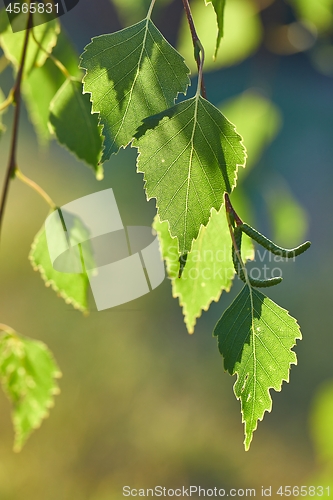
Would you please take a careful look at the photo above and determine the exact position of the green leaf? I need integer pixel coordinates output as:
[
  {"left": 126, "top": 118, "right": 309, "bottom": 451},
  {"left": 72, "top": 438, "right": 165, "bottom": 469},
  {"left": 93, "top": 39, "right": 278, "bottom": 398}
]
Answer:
[
  {"left": 29, "top": 224, "right": 89, "bottom": 313},
  {"left": 22, "top": 30, "right": 81, "bottom": 144},
  {"left": 0, "top": 328, "right": 61, "bottom": 451},
  {"left": 134, "top": 95, "right": 246, "bottom": 254},
  {"left": 214, "top": 285, "right": 301, "bottom": 450},
  {"left": 0, "top": 10, "right": 60, "bottom": 75},
  {"left": 177, "top": 0, "right": 262, "bottom": 72},
  {"left": 220, "top": 90, "right": 282, "bottom": 175},
  {"left": 154, "top": 209, "right": 253, "bottom": 333},
  {"left": 49, "top": 79, "right": 103, "bottom": 178},
  {"left": 205, "top": 0, "right": 226, "bottom": 58},
  {"left": 80, "top": 17, "right": 190, "bottom": 162}
]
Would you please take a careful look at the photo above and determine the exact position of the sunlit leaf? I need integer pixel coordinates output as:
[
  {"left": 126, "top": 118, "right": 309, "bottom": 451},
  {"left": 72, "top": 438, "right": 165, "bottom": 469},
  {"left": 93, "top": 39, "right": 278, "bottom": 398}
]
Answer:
[
  {"left": 0, "top": 327, "right": 61, "bottom": 451},
  {"left": 80, "top": 17, "right": 190, "bottom": 162},
  {"left": 214, "top": 285, "right": 301, "bottom": 450},
  {"left": 49, "top": 79, "right": 103, "bottom": 177},
  {"left": 29, "top": 224, "right": 89, "bottom": 313},
  {"left": 22, "top": 30, "right": 81, "bottom": 144},
  {"left": 0, "top": 10, "right": 60, "bottom": 75},
  {"left": 134, "top": 95, "right": 246, "bottom": 254},
  {"left": 178, "top": 0, "right": 262, "bottom": 72},
  {"left": 154, "top": 209, "right": 253, "bottom": 333},
  {"left": 205, "top": 0, "right": 226, "bottom": 58}
]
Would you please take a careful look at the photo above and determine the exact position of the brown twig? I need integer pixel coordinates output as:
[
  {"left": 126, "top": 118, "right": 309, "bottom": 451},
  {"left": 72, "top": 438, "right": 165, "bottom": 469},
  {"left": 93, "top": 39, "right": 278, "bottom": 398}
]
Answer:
[
  {"left": 181, "top": 0, "right": 207, "bottom": 98},
  {"left": 0, "top": 12, "right": 33, "bottom": 239},
  {"left": 224, "top": 192, "right": 243, "bottom": 226}
]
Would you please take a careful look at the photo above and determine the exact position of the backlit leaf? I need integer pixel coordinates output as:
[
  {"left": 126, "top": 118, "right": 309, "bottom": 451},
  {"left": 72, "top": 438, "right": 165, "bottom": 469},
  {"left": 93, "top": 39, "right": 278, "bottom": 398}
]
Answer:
[
  {"left": 154, "top": 209, "right": 253, "bottom": 333},
  {"left": 0, "top": 327, "right": 61, "bottom": 451},
  {"left": 135, "top": 95, "right": 246, "bottom": 254},
  {"left": 214, "top": 285, "right": 301, "bottom": 450},
  {"left": 205, "top": 0, "right": 226, "bottom": 58},
  {"left": 49, "top": 79, "right": 103, "bottom": 178},
  {"left": 80, "top": 17, "right": 190, "bottom": 162},
  {"left": 178, "top": 0, "right": 262, "bottom": 72},
  {"left": 0, "top": 10, "right": 60, "bottom": 75},
  {"left": 22, "top": 29, "right": 81, "bottom": 144},
  {"left": 29, "top": 224, "right": 89, "bottom": 313}
]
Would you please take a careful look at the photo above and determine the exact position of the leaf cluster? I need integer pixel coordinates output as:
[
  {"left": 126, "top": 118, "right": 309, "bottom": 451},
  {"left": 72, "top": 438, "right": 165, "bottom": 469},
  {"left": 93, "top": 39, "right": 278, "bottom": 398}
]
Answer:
[{"left": 0, "top": 0, "right": 311, "bottom": 451}]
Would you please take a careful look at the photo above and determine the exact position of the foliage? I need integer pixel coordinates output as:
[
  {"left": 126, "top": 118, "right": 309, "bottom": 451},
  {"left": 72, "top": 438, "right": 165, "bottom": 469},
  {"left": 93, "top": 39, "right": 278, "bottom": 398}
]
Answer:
[
  {"left": 0, "top": 0, "right": 312, "bottom": 451},
  {"left": 214, "top": 285, "right": 301, "bottom": 449},
  {"left": 153, "top": 210, "right": 254, "bottom": 333},
  {"left": 80, "top": 16, "right": 190, "bottom": 162},
  {"left": 134, "top": 94, "right": 246, "bottom": 253},
  {"left": 49, "top": 79, "right": 103, "bottom": 176},
  {"left": 29, "top": 225, "right": 90, "bottom": 314},
  {"left": 205, "top": 0, "right": 226, "bottom": 57},
  {"left": 0, "top": 326, "right": 61, "bottom": 452},
  {"left": 177, "top": 0, "right": 262, "bottom": 72}
]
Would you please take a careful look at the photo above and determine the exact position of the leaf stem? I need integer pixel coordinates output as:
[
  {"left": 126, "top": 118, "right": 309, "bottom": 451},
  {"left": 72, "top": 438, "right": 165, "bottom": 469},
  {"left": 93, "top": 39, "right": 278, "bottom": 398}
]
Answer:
[
  {"left": 181, "top": 0, "right": 207, "bottom": 98},
  {"left": 147, "top": 0, "right": 157, "bottom": 19},
  {"left": 0, "top": 11, "right": 33, "bottom": 240},
  {"left": 15, "top": 168, "right": 56, "bottom": 210},
  {"left": 30, "top": 28, "right": 72, "bottom": 79},
  {"left": 224, "top": 192, "right": 243, "bottom": 226}
]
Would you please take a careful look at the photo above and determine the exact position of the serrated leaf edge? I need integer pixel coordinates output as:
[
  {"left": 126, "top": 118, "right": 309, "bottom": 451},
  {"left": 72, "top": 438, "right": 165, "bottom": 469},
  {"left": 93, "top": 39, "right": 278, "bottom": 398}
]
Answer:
[
  {"left": 155, "top": 211, "right": 255, "bottom": 334},
  {"left": 28, "top": 228, "right": 88, "bottom": 314},
  {"left": 232, "top": 287, "right": 302, "bottom": 450},
  {"left": 0, "top": 331, "right": 62, "bottom": 452},
  {"left": 136, "top": 98, "right": 247, "bottom": 255},
  {"left": 48, "top": 78, "right": 104, "bottom": 179},
  {"left": 79, "top": 17, "right": 190, "bottom": 163}
]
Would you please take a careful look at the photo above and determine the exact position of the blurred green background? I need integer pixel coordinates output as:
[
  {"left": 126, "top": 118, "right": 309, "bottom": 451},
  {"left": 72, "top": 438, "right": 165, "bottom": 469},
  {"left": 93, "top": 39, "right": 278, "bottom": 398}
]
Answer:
[{"left": 0, "top": 0, "right": 333, "bottom": 498}]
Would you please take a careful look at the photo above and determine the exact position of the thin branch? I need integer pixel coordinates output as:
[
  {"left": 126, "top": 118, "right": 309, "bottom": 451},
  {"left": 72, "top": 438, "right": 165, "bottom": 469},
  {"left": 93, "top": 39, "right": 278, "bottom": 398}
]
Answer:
[
  {"left": 147, "top": 0, "right": 157, "bottom": 19},
  {"left": 0, "top": 12, "right": 33, "bottom": 239},
  {"left": 31, "top": 28, "right": 71, "bottom": 79},
  {"left": 15, "top": 168, "right": 56, "bottom": 210},
  {"left": 224, "top": 192, "right": 243, "bottom": 226},
  {"left": 181, "top": 0, "right": 207, "bottom": 98},
  {"left": 224, "top": 192, "right": 251, "bottom": 288}
]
